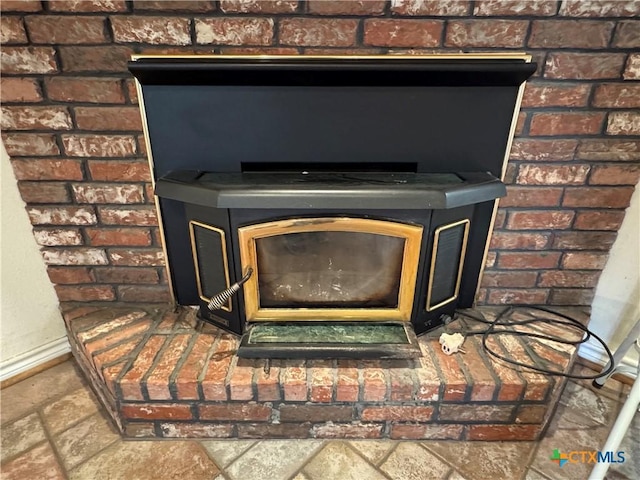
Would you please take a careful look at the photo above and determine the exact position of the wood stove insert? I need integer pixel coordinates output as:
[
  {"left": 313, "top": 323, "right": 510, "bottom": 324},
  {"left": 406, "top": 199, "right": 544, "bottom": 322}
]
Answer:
[{"left": 129, "top": 55, "right": 535, "bottom": 359}]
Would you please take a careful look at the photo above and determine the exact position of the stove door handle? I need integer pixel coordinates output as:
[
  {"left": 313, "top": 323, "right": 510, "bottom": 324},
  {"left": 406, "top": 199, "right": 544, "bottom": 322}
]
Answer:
[{"left": 207, "top": 267, "right": 253, "bottom": 311}]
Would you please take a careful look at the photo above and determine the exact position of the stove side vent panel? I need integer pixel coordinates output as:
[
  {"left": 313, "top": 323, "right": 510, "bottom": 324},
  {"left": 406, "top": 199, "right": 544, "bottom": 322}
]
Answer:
[
  {"left": 426, "top": 219, "right": 470, "bottom": 311},
  {"left": 189, "top": 221, "right": 230, "bottom": 310}
]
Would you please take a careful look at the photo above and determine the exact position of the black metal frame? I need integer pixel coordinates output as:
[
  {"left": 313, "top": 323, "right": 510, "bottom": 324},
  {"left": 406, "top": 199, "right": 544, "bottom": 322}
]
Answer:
[
  {"left": 129, "top": 56, "right": 535, "bottom": 348},
  {"left": 129, "top": 56, "right": 536, "bottom": 87},
  {"left": 182, "top": 203, "right": 485, "bottom": 337}
]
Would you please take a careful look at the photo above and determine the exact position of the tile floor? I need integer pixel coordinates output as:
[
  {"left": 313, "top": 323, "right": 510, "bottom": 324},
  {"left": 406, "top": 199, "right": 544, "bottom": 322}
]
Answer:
[{"left": 1, "top": 359, "right": 637, "bottom": 480}]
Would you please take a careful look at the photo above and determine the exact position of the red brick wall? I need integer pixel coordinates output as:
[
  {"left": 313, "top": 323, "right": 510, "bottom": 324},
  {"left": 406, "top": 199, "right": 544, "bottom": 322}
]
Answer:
[{"left": 2, "top": 0, "right": 639, "bottom": 307}]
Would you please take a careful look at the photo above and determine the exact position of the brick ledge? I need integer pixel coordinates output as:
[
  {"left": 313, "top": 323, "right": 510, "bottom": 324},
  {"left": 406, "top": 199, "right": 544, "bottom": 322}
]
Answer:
[{"left": 63, "top": 303, "right": 583, "bottom": 440}]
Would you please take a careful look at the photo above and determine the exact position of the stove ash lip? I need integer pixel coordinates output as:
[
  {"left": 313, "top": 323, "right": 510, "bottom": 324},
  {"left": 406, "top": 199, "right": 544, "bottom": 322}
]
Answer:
[{"left": 155, "top": 170, "right": 506, "bottom": 210}]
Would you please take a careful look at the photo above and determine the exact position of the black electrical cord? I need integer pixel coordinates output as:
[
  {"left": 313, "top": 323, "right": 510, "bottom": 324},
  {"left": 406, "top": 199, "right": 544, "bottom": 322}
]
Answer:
[{"left": 455, "top": 306, "right": 616, "bottom": 380}]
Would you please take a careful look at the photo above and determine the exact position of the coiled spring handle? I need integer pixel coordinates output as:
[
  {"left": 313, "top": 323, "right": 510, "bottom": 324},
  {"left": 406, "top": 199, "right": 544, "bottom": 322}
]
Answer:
[{"left": 207, "top": 267, "right": 253, "bottom": 311}]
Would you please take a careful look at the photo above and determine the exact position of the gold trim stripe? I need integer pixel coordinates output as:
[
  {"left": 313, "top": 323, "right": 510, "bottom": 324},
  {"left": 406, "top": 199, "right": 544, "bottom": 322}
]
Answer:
[
  {"left": 135, "top": 77, "right": 178, "bottom": 305},
  {"left": 188, "top": 220, "right": 232, "bottom": 312},
  {"left": 426, "top": 219, "right": 471, "bottom": 312},
  {"left": 475, "top": 62, "right": 531, "bottom": 302},
  {"left": 131, "top": 53, "right": 532, "bottom": 61}
]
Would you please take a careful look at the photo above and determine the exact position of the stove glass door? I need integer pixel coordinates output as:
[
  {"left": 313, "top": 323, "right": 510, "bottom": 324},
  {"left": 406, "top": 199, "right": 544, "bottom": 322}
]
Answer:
[{"left": 238, "top": 217, "right": 423, "bottom": 322}]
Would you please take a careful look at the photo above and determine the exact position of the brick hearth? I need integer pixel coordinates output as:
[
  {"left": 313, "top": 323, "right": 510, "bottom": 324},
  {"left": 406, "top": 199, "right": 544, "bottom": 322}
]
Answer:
[{"left": 63, "top": 304, "right": 583, "bottom": 441}]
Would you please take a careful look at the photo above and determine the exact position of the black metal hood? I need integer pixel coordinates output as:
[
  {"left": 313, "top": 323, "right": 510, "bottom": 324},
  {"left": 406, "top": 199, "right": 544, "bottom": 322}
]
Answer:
[{"left": 129, "top": 55, "right": 536, "bottom": 181}]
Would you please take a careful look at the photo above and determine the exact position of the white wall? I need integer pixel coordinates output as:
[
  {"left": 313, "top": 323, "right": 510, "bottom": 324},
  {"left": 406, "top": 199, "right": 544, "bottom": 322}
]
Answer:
[
  {"left": 583, "top": 180, "right": 640, "bottom": 369},
  {"left": 0, "top": 141, "right": 69, "bottom": 381}
]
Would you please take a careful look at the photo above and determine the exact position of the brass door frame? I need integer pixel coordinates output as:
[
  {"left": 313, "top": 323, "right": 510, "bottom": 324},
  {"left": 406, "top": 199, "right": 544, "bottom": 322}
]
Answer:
[{"left": 238, "top": 217, "right": 423, "bottom": 322}]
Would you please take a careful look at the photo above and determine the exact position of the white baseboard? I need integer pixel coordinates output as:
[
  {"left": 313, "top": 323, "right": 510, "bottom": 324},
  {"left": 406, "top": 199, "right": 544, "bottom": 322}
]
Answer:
[
  {"left": 0, "top": 336, "right": 71, "bottom": 383},
  {"left": 579, "top": 342, "right": 639, "bottom": 375}
]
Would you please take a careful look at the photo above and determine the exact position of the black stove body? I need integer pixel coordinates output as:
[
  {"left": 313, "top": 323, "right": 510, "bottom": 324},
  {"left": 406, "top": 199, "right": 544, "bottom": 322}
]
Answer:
[{"left": 129, "top": 56, "right": 535, "bottom": 345}]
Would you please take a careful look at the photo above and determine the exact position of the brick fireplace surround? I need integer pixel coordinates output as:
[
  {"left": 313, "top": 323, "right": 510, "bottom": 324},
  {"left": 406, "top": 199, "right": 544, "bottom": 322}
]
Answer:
[{"left": 2, "top": 0, "right": 639, "bottom": 441}]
